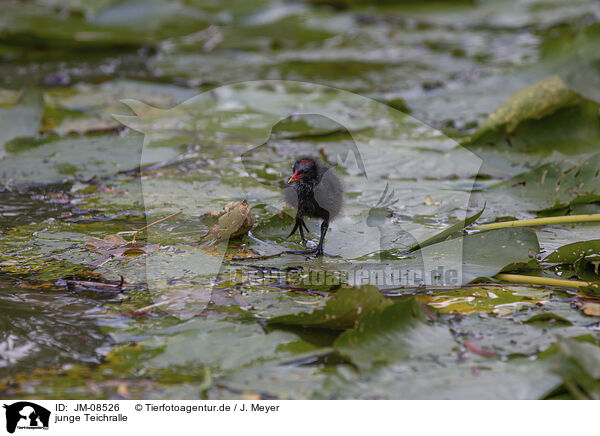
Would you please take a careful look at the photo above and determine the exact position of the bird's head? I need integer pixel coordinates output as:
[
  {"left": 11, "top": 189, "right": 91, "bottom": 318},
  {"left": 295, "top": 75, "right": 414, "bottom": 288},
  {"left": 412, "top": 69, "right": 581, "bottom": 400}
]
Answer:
[{"left": 288, "top": 157, "right": 318, "bottom": 184}]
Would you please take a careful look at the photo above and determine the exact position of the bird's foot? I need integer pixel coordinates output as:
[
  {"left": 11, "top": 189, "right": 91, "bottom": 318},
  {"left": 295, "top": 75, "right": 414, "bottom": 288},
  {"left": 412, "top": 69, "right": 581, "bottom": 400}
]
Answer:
[
  {"left": 285, "top": 248, "right": 317, "bottom": 256},
  {"left": 284, "top": 248, "right": 339, "bottom": 258}
]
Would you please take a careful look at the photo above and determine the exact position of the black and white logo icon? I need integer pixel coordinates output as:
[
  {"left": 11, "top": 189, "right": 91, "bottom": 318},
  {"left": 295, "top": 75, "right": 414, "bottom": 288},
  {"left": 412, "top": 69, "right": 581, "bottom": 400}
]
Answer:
[{"left": 3, "top": 402, "right": 50, "bottom": 434}]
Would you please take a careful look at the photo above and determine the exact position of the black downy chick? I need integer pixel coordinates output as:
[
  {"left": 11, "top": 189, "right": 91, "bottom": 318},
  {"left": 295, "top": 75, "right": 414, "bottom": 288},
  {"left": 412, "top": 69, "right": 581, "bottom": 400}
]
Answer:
[{"left": 284, "top": 157, "right": 343, "bottom": 255}]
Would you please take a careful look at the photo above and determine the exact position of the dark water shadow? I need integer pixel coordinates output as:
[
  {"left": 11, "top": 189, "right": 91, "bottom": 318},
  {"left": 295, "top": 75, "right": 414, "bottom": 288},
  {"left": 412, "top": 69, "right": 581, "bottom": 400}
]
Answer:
[{"left": 0, "top": 276, "right": 113, "bottom": 380}]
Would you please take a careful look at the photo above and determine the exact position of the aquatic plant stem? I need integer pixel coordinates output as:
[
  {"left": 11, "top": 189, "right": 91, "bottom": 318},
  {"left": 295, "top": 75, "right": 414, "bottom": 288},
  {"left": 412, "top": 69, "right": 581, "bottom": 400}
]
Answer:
[
  {"left": 495, "top": 273, "right": 593, "bottom": 289},
  {"left": 471, "top": 214, "right": 600, "bottom": 231},
  {"left": 117, "top": 210, "right": 182, "bottom": 243}
]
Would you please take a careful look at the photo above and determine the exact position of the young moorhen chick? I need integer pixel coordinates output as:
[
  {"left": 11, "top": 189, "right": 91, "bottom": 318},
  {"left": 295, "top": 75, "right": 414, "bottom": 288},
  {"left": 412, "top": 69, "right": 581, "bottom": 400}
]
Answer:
[{"left": 284, "top": 157, "right": 343, "bottom": 255}]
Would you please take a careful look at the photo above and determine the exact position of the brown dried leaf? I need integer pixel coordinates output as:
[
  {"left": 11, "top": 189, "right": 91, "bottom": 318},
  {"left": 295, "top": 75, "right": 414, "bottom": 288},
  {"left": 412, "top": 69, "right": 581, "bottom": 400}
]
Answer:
[
  {"left": 86, "top": 235, "right": 126, "bottom": 250},
  {"left": 580, "top": 302, "right": 600, "bottom": 317},
  {"left": 85, "top": 234, "right": 159, "bottom": 258},
  {"left": 198, "top": 199, "right": 253, "bottom": 243},
  {"left": 424, "top": 195, "right": 440, "bottom": 206}
]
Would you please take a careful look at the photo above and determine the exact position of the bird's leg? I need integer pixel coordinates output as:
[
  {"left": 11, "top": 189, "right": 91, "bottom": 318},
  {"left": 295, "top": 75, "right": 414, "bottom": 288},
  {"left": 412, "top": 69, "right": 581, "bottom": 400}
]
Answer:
[
  {"left": 315, "top": 218, "right": 329, "bottom": 256},
  {"left": 288, "top": 216, "right": 308, "bottom": 245},
  {"left": 286, "top": 216, "right": 337, "bottom": 257},
  {"left": 301, "top": 220, "right": 310, "bottom": 234},
  {"left": 288, "top": 219, "right": 299, "bottom": 238},
  {"left": 298, "top": 219, "right": 307, "bottom": 245}
]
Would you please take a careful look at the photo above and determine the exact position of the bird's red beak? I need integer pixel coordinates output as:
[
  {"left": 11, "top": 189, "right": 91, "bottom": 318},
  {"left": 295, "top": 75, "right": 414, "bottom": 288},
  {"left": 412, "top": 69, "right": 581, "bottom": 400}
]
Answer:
[{"left": 287, "top": 171, "right": 299, "bottom": 183}]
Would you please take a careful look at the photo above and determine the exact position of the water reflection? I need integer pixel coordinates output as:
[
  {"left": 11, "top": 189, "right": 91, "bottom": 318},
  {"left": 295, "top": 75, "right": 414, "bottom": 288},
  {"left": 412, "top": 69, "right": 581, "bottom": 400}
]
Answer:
[{"left": 0, "top": 277, "right": 111, "bottom": 378}]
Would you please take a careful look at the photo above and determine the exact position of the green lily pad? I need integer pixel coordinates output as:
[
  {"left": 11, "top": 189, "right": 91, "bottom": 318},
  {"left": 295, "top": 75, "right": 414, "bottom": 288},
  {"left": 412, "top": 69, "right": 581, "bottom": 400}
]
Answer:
[
  {"left": 541, "top": 338, "right": 600, "bottom": 399},
  {"left": 0, "top": 0, "right": 212, "bottom": 48},
  {"left": 0, "top": 89, "right": 43, "bottom": 155},
  {"left": 334, "top": 298, "right": 455, "bottom": 370},
  {"left": 251, "top": 207, "right": 296, "bottom": 239},
  {"left": 451, "top": 306, "right": 592, "bottom": 358},
  {"left": 5, "top": 0, "right": 600, "bottom": 401},
  {"left": 209, "top": 365, "right": 327, "bottom": 400},
  {"left": 268, "top": 285, "right": 390, "bottom": 329},
  {"left": 322, "top": 358, "right": 561, "bottom": 400},
  {"left": 117, "top": 318, "right": 324, "bottom": 373},
  {"left": 471, "top": 76, "right": 581, "bottom": 139},
  {"left": 466, "top": 75, "right": 600, "bottom": 157},
  {"left": 523, "top": 312, "right": 573, "bottom": 327},
  {"left": 490, "top": 152, "right": 600, "bottom": 211},
  {"left": 545, "top": 240, "right": 600, "bottom": 264},
  {"left": 408, "top": 227, "right": 539, "bottom": 284}
]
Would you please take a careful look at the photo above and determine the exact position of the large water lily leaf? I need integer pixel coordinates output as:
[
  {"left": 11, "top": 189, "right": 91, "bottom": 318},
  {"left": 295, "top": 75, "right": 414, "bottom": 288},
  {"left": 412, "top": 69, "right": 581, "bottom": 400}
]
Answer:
[
  {"left": 471, "top": 76, "right": 581, "bottom": 139},
  {"left": 334, "top": 298, "right": 455, "bottom": 370},
  {"left": 540, "top": 338, "right": 600, "bottom": 399},
  {"left": 0, "top": 277, "right": 109, "bottom": 378},
  {"left": 466, "top": 75, "right": 600, "bottom": 159},
  {"left": 114, "top": 318, "right": 324, "bottom": 373},
  {"left": 0, "top": 0, "right": 212, "bottom": 47},
  {"left": 408, "top": 227, "right": 539, "bottom": 284},
  {"left": 451, "top": 310, "right": 591, "bottom": 358},
  {"left": 489, "top": 152, "right": 600, "bottom": 211},
  {"left": 544, "top": 240, "right": 600, "bottom": 264},
  {"left": 322, "top": 358, "right": 561, "bottom": 400},
  {"left": 463, "top": 227, "right": 539, "bottom": 280},
  {"left": 268, "top": 285, "right": 390, "bottom": 329},
  {"left": 0, "top": 131, "right": 182, "bottom": 186},
  {"left": 0, "top": 89, "right": 43, "bottom": 156}
]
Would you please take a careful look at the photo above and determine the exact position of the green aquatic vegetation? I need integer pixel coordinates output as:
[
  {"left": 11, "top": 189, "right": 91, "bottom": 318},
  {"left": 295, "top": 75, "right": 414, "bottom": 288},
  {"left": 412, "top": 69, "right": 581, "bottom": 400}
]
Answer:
[
  {"left": 334, "top": 297, "right": 456, "bottom": 370},
  {"left": 468, "top": 76, "right": 590, "bottom": 144},
  {"left": 268, "top": 285, "right": 391, "bottom": 329},
  {"left": 3, "top": 0, "right": 600, "bottom": 400}
]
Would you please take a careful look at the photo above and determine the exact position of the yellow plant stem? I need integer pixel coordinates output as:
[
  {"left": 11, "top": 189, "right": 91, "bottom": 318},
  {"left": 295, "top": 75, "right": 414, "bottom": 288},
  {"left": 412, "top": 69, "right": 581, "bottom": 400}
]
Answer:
[
  {"left": 495, "top": 273, "right": 593, "bottom": 289},
  {"left": 117, "top": 210, "right": 182, "bottom": 243},
  {"left": 471, "top": 214, "right": 600, "bottom": 231}
]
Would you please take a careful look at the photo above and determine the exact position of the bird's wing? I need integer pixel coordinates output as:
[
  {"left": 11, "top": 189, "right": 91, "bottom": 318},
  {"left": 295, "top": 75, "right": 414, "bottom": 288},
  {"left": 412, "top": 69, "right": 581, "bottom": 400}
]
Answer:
[{"left": 314, "top": 167, "right": 343, "bottom": 218}]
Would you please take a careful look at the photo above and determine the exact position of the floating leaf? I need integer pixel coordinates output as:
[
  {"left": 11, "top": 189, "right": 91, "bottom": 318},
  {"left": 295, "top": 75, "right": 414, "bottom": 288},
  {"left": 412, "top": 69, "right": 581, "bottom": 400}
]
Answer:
[
  {"left": 268, "top": 285, "right": 390, "bottom": 329},
  {"left": 0, "top": 88, "right": 22, "bottom": 106},
  {"left": 129, "top": 318, "right": 325, "bottom": 373},
  {"left": 334, "top": 298, "right": 455, "bottom": 370},
  {"left": 411, "top": 227, "right": 539, "bottom": 284},
  {"left": 578, "top": 301, "right": 600, "bottom": 317},
  {"left": 323, "top": 357, "right": 561, "bottom": 400},
  {"left": 541, "top": 339, "right": 600, "bottom": 399},
  {"left": 545, "top": 240, "right": 600, "bottom": 264},
  {"left": 0, "top": 88, "right": 43, "bottom": 153},
  {"left": 491, "top": 153, "right": 600, "bottom": 211},
  {"left": 470, "top": 76, "right": 582, "bottom": 140},
  {"left": 85, "top": 234, "right": 159, "bottom": 257},
  {"left": 407, "top": 204, "right": 485, "bottom": 253},
  {"left": 574, "top": 260, "right": 600, "bottom": 283},
  {"left": 523, "top": 312, "right": 573, "bottom": 327},
  {"left": 251, "top": 207, "right": 296, "bottom": 239},
  {"left": 537, "top": 194, "right": 600, "bottom": 217},
  {"left": 417, "top": 286, "right": 550, "bottom": 315}
]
